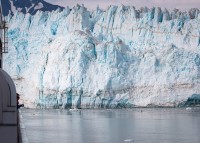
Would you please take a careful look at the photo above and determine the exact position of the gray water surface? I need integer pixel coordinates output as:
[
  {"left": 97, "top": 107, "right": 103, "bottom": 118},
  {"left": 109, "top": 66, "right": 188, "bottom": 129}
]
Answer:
[{"left": 21, "top": 108, "right": 200, "bottom": 143}]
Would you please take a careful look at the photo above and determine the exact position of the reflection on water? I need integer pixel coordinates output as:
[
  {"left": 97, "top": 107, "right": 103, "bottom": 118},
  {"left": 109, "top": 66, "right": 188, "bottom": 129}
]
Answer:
[{"left": 21, "top": 108, "right": 200, "bottom": 143}]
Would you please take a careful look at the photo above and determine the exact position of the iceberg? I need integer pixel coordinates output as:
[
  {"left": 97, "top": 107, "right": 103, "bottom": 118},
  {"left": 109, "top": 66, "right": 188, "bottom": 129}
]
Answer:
[{"left": 3, "top": 4, "right": 200, "bottom": 108}]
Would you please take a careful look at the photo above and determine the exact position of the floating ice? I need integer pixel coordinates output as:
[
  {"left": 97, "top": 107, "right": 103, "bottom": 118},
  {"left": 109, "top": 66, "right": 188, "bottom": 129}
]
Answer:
[
  {"left": 124, "top": 139, "right": 134, "bottom": 142},
  {"left": 69, "top": 108, "right": 79, "bottom": 112},
  {"left": 186, "top": 107, "right": 192, "bottom": 110}
]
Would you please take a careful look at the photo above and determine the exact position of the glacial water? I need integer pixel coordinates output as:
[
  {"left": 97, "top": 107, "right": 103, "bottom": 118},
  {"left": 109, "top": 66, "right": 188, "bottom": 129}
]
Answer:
[{"left": 20, "top": 108, "right": 200, "bottom": 143}]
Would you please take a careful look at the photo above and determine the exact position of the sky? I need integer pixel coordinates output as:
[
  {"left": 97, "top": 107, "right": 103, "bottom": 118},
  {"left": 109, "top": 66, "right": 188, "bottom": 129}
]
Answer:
[{"left": 45, "top": 0, "right": 200, "bottom": 11}]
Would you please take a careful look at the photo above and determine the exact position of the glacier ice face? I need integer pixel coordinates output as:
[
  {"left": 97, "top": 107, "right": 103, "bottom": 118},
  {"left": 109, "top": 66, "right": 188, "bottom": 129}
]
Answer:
[{"left": 3, "top": 5, "right": 200, "bottom": 108}]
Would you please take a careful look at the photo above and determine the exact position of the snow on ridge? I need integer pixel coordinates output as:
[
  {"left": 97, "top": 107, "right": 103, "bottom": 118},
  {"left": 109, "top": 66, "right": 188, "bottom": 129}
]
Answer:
[
  {"left": 2, "top": 0, "right": 64, "bottom": 16},
  {"left": 10, "top": 0, "right": 17, "bottom": 14},
  {"left": 34, "top": 2, "right": 44, "bottom": 10},
  {"left": 4, "top": 5, "right": 200, "bottom": 108}
]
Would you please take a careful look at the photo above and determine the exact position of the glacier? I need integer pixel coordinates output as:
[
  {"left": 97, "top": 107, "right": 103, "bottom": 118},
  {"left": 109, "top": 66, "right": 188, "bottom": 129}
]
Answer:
[{"left": 3, "top": 5, "right": 200, "bottom": 108}]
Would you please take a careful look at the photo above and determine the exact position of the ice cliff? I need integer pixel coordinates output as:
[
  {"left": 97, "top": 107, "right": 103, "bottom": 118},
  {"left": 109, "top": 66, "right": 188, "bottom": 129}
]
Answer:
[{"left": 3, "top": 4, "right": 200, "bottom": 108}]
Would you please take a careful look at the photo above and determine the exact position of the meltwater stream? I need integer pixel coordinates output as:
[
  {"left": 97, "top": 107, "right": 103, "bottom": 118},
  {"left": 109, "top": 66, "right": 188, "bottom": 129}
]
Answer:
[{"left": 20, "top": 108, "right": 200, "bottom": 143}]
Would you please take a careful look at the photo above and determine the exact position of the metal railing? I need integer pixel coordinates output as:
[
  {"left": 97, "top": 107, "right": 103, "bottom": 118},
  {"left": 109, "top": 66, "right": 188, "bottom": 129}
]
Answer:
[{"left": 0, "top": 20, "right": 8, "bottom": 54}]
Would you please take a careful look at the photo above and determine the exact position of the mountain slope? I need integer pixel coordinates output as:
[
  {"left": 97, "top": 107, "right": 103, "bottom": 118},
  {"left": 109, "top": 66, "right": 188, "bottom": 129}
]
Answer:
[{"left": 1, "top": 0, "right": 64, "bottom": 16}]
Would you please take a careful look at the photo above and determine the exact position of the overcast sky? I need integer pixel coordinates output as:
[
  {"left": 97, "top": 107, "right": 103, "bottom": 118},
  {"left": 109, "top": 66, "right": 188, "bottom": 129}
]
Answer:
[{"left": 45, "top": 0, "right": 200, "bottom": 11}]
